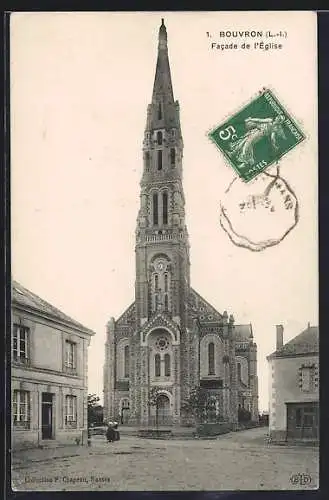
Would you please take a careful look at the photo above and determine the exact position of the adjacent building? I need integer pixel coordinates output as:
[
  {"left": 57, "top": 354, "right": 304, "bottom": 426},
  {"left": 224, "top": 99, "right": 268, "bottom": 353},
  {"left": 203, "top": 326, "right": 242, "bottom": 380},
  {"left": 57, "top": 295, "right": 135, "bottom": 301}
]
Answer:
[
  {"left": 11, "top": 280, "right": 95, "bottom": 450},
  {"left": 267, "top": 324, "right": 319, "bottom": 442},
  {"left": 103, "top": 20, "right": 259, "bottom": 428}
]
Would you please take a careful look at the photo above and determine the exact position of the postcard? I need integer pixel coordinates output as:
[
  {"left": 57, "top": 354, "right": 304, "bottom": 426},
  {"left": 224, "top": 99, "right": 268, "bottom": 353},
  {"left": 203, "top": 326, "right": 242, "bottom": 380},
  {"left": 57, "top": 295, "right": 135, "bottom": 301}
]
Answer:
[{"left": 10, "top": 11, "right": 318, "bottom": 491}]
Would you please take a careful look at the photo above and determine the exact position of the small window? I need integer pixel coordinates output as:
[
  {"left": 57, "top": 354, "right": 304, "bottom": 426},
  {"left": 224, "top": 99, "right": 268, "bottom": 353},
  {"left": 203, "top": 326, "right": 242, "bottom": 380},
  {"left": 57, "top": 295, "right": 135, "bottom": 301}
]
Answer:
[
  {"left": 65, "top": 395, "right": 77, "bottom": 427},
  {"left": 164, "top": 295, "right": 168, "bottom": 312},
  {"left": 13, "top": 324, "right": 29, "bottom": 363},
  {"left": 208, "top": 342, "right": 215, "bottom": 375},
  {"left": 155, "top": 354, "right": 161, "bottom": 377},
  {"left": 157, "top": 131, "right": 163, "bottom": 145},
  {"left": 162, "top": 192, "right": 168, "bottom": 224},
  {"left": 154, "top": 274, "right": 159, "bottom": 290},
  {"left": 170, "top": 148, "right": 176, "bottom": 167},
  {"left": 164, "top": 273, "right": 168, "bottom": 292},
  {"left": 65, "top": 341, "right": 76, "bottom": 370},
  {"left": 237, "top": 362, "right": 242, "bottom": 381},
  {"left": 157, "top": 150, "right": 163, "bottom": 171},
  {"left": 121, "top": 398, "right": 130, "bottom": 410},
  {"left": 301, "top": 366, "right": 314, "bottom": 392},
  {"left": 145, "top": 151, "right": 150, "bottom": 170},
  {"left": 124, "top": 345, "right": 129, "bottom": 378},
  {"left": 13, "top": 390, "right": 30, "bottom": 428},
  {"left": 158, "top": 102, "right": 162, "bottom": 120},
  {"left": 164, "top": 353, "right": 171, "bottom": 376},
  {"left": 153, "top": 193, "right": 159, "bottom": 225}
]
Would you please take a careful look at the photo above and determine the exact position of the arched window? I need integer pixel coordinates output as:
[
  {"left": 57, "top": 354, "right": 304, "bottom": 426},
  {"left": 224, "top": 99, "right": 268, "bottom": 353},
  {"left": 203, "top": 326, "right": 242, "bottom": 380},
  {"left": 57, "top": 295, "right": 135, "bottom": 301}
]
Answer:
[
  {"left": 154, "top": 274, "right": 159, "bottom": 290},
  {"left": 153, "top": 193, "right": 158, "bottom": 225},
  {"left": 124, "top": 345, "right": 129, "bottom": 378},
  {"left": 170, "top": 148, "right": 176, "bottom": 167},
  {"left": 237, "top": 362, "right": 241, "bottom": 381},
  {"left": 145, "top": 151, "right": 150, "bottom": 170},
  {"left": 155, "top": 354, "right": 161, "bottom": 377},
  {"left": 157, "top": 131, "right": 163, "bottom": 145},
  {"left": 162, "top": 192, "right": 168, "bottom": 225},
  {"left": 208, "top": 342, "right": 215, "bottom": 375},
  {"left": 164, "top": 295, "right": 168, "bottom": 312},
  {"left": 164, "top": 273, "right": 168, "bottom": 292},
  {"left": 158, "top": 102, "right": 162, "bottom": 120},
  {"left": 164, "top": 353, "right": 171, "bottom": 376},
  {"left": 157, "top": 150, "right": 162, "bottom": 171},
  {"left": 121, "top": 398, "right": 129, "bottom": 410}
]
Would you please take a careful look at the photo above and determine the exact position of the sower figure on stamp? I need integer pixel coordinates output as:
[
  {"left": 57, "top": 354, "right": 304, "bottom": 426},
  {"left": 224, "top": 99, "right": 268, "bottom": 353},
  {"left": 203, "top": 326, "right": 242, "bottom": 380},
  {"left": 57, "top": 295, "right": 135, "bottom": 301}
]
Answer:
[{"left": 228, "top": 114, "right": 286, "bottom": 167}]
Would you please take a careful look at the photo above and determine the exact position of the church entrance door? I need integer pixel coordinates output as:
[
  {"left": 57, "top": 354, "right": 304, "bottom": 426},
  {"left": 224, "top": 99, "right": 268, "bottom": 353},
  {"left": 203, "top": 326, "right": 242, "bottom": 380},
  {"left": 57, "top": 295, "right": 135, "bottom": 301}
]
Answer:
[{"left": 156, "top": 394, "right": 171, "bottom": 426}]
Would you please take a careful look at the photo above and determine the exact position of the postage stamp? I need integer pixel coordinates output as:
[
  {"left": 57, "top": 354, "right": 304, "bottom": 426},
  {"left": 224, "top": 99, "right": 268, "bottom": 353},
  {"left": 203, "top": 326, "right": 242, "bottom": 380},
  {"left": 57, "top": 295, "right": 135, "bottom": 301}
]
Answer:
[{"left": 208, "top": 89, "right": 306, "bottom": 182}]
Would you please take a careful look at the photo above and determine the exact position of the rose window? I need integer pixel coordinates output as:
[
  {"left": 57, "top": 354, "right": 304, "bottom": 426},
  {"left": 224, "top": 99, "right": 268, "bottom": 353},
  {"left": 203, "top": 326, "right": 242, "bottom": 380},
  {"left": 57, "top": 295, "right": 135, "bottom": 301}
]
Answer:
[{"left": 155, "top": 336, "right": 170, "bottom": 352}]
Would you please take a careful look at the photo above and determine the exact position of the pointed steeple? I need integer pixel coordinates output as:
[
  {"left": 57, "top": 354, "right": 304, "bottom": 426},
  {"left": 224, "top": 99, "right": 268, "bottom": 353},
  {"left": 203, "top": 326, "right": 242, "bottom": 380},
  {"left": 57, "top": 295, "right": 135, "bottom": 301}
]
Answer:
[{"left": 152, "top": 19, "right": 174, "bottom": 103}]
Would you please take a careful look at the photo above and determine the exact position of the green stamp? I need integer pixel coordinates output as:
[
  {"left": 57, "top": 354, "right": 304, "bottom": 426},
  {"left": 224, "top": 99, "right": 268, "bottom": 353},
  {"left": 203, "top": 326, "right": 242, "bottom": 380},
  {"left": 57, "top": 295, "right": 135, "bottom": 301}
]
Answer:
[{"left": 208, "top": 89, "right": 306, "bottom": 182}]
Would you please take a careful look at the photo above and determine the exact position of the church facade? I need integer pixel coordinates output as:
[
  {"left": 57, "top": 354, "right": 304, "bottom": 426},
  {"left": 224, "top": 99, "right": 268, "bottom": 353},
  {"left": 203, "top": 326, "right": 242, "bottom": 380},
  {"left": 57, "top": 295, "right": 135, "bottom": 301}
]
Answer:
[{"left": 103, "top": 20, "right": 258, "bottom": 428}]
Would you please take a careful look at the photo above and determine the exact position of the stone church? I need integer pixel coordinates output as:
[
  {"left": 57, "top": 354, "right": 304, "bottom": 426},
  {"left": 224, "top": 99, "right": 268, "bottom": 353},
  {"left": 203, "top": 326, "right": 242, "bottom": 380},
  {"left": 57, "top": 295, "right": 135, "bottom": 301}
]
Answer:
[{"left": 103, "top": 20, "right": 259, "bottom": 428}]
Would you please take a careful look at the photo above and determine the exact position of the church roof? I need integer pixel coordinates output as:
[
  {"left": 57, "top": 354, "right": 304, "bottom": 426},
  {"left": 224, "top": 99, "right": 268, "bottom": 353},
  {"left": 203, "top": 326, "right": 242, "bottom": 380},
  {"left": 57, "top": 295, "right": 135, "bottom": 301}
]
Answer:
[
  {"left": 267, "top": 325, "right": 319, "bottom": 359},
  {"left": 12, "top": 280, "right": 95, "bottom": 336},
  {"left": 234, "top": 324, "right": 253, "bottom": 341},
  {"left": 152, "top": 19, "right": 174, "bottom": 103},
  {"left": 145, "top": 19, "right": 181, "bottom": 133}
]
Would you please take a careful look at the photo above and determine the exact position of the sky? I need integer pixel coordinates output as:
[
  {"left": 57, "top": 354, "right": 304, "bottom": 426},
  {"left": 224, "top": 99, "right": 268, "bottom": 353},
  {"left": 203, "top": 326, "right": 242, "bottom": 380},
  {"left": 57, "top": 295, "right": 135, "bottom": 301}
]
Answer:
[{"left": 11, "top": 11, "right": 318, "bottom": 412}]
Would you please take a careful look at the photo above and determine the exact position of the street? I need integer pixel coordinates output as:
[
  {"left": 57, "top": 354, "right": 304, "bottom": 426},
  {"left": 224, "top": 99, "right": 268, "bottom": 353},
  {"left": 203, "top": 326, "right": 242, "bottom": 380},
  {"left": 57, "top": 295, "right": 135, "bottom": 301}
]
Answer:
[{"left": 11, "top": 427, "right": 319, "bottom": 491}]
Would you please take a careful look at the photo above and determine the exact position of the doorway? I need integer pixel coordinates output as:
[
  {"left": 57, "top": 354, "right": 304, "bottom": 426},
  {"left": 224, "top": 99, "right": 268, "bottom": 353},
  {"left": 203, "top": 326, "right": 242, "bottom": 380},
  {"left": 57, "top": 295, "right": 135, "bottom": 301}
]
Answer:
[
  {"left": 41, "top": 392, "right": 54, "bottom": 439},
  {"left": 156, "top": 394, "right": 171, "bottom": 425},
  {"left": 286, "top": 402, "right": 319, "bottom": 440}
]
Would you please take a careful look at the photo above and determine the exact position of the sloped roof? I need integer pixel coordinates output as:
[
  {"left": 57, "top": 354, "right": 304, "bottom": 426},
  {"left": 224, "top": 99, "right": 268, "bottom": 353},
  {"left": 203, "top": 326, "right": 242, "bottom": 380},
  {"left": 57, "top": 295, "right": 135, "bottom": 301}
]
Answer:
[
  {"left": 268, "top": 326, "right": 319, "bottom": 359},
  {"left": 12, "top": 280, "right": 95, "bottom": 336},
  {"left": 189, "top": 288, "right": 223, "bottom": 321},
  {"left": 235, "top": 324, "right": 253, "bottom": 341}
]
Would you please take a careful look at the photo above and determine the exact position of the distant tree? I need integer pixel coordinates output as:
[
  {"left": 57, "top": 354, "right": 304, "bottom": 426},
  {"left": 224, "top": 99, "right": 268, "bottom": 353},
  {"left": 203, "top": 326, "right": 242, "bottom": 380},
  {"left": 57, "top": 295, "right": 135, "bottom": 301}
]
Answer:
[
  {"left": 87, "top": 394, "right": 103, "bottom": 426},
  {"left": 238, "top": 406, "right": 251, "bottom": 423},
  {"left": 148, "top": 387, "right": 161, "bottom": 432},
  {"left": 181, "top": 386, "right": 222, "bottom": 424}
]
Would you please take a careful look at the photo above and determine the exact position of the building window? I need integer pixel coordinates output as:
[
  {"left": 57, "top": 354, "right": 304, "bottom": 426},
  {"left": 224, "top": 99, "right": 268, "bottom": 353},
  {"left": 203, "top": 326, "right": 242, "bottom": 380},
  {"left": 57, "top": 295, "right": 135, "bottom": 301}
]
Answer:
[
  {"left": 237, "top": 362, "right": 242, "bottom": 381},
  {"left": 164, "top": 353, "right": 171, "bottom": 376},
  {"left": 208, "top": 342, "right": 215, "bottom": 375},
  {"left": 65, "top": 341, "right": 76, "bottom": 371},
  {"left": 121, "top": 398, "right": 130, "bottom": 410},
  {"left": 153, "top": 193, "right": 158, "bottom": 225},
  {"left": 157, "top": 150, "right": 163, "bottom": 171},
  {"left": 124, "top": 345, "right": 129, "bottom": 378},
  {"left": 13, "top": 324, "right": 29, "bottom": 364},
  {"left": 154, "top": 274, "right": 159, "bottom": 290},
  {"left": 155, "top": 354, "right": 161, "bottom": 377},
  {"left": 162, "top": 192, "right": 168, "bottom": 225},
  {"left": 300, "top": 366, "right": 315, "bottom": 392},
  {"left": 13, "top": 390, "right": 30, "bottom": 428},
  {"left": 164, "top": 273, "right": 168, "bottom": 292},
  {"left": 65, "top": 395, "right": 77, "bottom": 427},
  {"left": 170, "top": 148, "right": 176, "bottom": 167},
  {"left": 158, "top": 102, "right": 162, "bottom": 120},
  {"left": 164, "top": 295, "right": 169, "bottom": 312},
  {"left": 145, "top": 151, "right": 150, "bottom": 170},
  {"left": 157, "top": 131, "right": 163, "bottom": 145}
]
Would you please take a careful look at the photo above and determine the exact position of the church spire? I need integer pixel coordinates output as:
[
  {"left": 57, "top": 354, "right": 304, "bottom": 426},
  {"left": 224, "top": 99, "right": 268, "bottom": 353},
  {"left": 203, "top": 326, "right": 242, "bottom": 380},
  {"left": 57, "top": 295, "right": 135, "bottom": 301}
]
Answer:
[{"left": 151, "top": 18, "right": 174, "bottom": 106}]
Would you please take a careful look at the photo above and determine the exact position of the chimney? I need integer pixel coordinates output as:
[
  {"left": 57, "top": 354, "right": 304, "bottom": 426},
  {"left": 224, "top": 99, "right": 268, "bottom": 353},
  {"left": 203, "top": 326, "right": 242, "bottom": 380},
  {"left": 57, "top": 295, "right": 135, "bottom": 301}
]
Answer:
[{"left": 276, "top": 325, "right": 284, "bottom": 350}]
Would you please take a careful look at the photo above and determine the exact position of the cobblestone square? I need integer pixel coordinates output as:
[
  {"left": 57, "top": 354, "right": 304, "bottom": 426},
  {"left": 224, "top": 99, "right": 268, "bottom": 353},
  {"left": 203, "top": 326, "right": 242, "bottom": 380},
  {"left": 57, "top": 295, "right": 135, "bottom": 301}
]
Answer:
[{"left": 11, "top": 428, "right": 319, "bottom": 491}]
